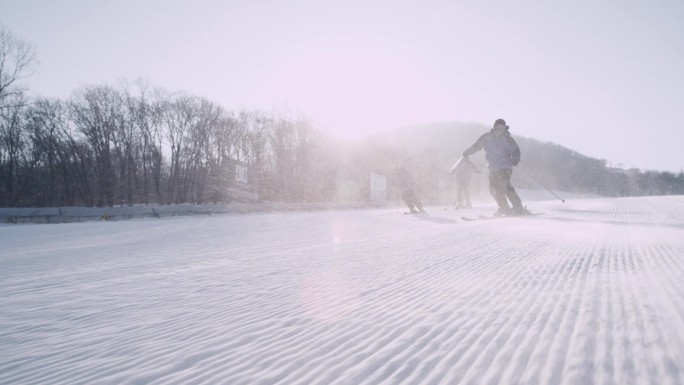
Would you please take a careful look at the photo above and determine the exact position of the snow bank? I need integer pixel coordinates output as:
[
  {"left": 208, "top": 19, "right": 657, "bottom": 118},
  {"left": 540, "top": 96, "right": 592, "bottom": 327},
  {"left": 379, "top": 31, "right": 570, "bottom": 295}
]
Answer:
[
  {"left": 0, "top": 189, "right": 604, "bottom": 224},
  {"left": 0, "top": 201, "right": 388, "bottom": 224}
]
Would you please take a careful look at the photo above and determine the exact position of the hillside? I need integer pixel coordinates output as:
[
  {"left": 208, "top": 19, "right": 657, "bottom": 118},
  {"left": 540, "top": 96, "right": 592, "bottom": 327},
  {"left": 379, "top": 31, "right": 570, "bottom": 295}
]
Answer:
[{"left": 357, "top": 122, "right": 684, "bottom": 201}]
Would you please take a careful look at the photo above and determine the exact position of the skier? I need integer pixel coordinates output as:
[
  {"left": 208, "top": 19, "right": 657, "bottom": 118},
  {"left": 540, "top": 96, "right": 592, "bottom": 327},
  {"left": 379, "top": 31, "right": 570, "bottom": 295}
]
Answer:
[
  {"left": 393, "top": 164, "right": 426, "bottom": 214},
  {"left": 462, "top": 118, "right": 530, "bottom": 216},
  {"left": 449, "top": 156, "right": 480, "bottom": 209}
]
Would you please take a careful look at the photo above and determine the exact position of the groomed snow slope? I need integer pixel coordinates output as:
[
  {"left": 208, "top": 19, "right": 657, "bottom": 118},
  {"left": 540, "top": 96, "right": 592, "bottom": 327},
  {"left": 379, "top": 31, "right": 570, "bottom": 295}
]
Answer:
[{"left": 2, "top": 196, "right": 684, "bottom": 385}]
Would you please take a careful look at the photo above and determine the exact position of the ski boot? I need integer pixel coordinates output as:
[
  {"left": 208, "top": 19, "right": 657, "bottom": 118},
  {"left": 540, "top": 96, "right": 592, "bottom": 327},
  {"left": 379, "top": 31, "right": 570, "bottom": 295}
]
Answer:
[
  {"left": 493, "top": 206, "right": 512, "bottom": 217},
  {"left": 511, "top": 205, "right": 532, "bottom": 216}
]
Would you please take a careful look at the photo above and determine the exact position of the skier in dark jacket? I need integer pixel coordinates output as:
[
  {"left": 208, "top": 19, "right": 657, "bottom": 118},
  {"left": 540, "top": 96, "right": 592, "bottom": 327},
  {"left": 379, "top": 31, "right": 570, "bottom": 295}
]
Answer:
[
  {"left": 393, "top": 164, "right": 426, "bottom": 214},
  {"left": 462, "top": 118, "right": 530, "bottom": 216}
]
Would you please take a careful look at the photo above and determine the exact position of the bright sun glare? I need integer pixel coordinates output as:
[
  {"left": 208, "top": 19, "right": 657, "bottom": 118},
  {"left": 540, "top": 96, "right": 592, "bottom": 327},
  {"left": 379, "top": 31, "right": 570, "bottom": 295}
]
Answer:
[{"left": 264, "top": 38, "right": 454, "bottom": 140}]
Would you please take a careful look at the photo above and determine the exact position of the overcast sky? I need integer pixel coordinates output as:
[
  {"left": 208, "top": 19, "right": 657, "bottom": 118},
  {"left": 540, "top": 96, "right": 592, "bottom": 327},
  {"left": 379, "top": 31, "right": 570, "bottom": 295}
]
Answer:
[{"left": 2, "top": 0, "right": 683, "bottom": 171}]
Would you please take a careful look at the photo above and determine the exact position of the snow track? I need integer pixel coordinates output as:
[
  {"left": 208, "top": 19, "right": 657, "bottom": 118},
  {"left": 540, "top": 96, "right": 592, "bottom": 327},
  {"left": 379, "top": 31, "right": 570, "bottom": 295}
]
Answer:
[{"left": 2, "top": 196, "right": 684, "bottom": 385}]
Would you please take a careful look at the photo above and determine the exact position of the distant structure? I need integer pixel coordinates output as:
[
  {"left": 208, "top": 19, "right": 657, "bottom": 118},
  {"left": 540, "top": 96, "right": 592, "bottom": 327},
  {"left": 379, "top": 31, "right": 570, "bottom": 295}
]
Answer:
[
  {"left": 210, "top": 158, "right": 260, "bottom": 203},
  {"left": 369, "top": 172, "right": 387, "bottom": 202}
]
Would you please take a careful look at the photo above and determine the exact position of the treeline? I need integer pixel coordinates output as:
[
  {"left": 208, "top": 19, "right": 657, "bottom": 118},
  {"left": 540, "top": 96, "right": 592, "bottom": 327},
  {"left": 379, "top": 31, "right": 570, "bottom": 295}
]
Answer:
[
  {"left": 0, "top": 83, "right": 339, "bottom": 207},
  {"left": 367, "top": 123, "right": 684, "bottom": 201},
  {"left": 2, "top": 86, "right": 683, "bottom": 208}
]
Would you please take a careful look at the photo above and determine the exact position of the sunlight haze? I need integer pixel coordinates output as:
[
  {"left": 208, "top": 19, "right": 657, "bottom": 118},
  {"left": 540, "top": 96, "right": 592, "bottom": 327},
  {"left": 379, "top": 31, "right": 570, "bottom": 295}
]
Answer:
[{"left": 2, "top": 0, "right": 683, "bottom": 170}]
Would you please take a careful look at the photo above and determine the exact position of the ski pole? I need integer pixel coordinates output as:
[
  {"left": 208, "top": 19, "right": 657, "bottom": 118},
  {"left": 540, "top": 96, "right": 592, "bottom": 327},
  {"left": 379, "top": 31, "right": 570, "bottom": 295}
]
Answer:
[{"left": 525, "top": 174, "right": 565, "bottom": 202}]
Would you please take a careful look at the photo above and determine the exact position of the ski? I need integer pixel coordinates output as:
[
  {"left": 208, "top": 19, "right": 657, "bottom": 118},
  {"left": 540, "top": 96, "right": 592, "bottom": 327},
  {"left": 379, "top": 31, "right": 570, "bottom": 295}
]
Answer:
[{"left": 462, "top": 212, "right": 544, "bottom": 221}]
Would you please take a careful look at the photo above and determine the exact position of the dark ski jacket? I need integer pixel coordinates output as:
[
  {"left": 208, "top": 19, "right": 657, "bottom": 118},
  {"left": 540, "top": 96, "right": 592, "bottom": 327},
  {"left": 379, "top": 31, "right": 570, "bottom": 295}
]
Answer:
[
  {"left": 393, "top": 167, "right": 415, "bottom": 194},
  {"left": 463, "top": 128, "right": 520, "bottom": 170}
]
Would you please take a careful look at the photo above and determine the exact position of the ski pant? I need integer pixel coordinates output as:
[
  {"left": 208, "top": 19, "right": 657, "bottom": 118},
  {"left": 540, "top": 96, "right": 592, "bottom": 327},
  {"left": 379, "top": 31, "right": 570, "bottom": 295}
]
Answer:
[
  {"left": 455, "top": 183, "right": 471, "bottom": 208},
  {"left": 488, "top": 168, "right": 522, "bottom": 209}
]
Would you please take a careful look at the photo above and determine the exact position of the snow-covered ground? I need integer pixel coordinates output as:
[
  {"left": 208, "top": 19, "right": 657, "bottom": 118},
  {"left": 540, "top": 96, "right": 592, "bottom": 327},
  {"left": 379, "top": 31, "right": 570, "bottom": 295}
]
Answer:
[
  {"left": 0, "top": 189, "right": 603, "bottom": 224},
  {"left": 2, "top": 196, "right": 684, "bottom": 385}
]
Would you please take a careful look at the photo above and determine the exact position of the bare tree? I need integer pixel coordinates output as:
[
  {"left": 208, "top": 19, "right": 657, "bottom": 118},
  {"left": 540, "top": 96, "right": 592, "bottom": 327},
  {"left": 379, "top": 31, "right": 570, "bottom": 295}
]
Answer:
[
  {"left": 203, "top": 111, "right": 240, "bottom": 203},
  {"left": 69, "top": 85, "right": 123, "bottom": 207},
  {"left": 161, "top": 93, "right": 198, "bottom": 204},
  {"left": 264, "top": 111, "right": 327, "bottom": 201},
  {"left": 239, "top": 111, "right": 268, "bottom": 166},
  {"left": 0, "top": 94, "right": 28, "bottom": 205},
  {"left": 23, "top": 98, "right": 75, "bottom": 205},
  {"left": 0, "top": 26, "right": 36, "bottom": 110},
  {"left": 123, "top": 81, "right": 165, "bottom": 204}
]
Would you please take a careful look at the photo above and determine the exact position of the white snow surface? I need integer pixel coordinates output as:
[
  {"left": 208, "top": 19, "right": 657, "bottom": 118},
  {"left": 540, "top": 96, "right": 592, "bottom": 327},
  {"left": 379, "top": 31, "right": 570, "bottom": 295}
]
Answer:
[{"left": 2, "top": 196, "right": 684, "bottom": 385}]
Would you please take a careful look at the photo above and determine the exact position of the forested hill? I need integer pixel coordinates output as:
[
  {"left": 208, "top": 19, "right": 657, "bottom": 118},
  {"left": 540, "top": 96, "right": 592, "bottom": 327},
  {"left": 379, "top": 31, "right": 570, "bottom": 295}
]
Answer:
[{"left": 364, "top": 122, "right": 684, "bottom": 200}]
